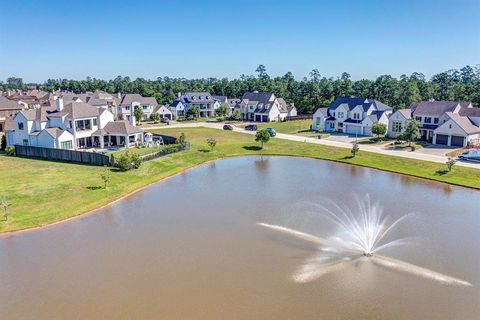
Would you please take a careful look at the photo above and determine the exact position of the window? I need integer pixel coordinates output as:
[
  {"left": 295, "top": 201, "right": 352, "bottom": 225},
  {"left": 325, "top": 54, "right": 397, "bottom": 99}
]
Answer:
[
  {"left": 69, "top": 121, "right": 73, "bottom": 128},
  {"left": 93, "top": 119, "right": 97, "bottom": 126},
  {"left": 434, "top": 118, "right": 439, "bottom": 124},
  {"left": 449, "top": 124, "right": 452, "bottom": 129},
  {"left": 415, "top": 116, "right": 422, "bottom": 122},
  {"left": 424, "top": 117, "right": 432, "bottom": 124},
  {"left": 18, "top": 122, "right": 24, "bottom": 130},
  {"left": 22, "top": 139, "right": 28, "bottom": 146},
  {"left": 316, "top": 117, "right": 321, "bottom": 126},
  {"left": 337, "top": 112, "right": 344, "bottom": 118},
  {"left": 75, "top": 119, "right": 92, "bottom": 131},
  {"left": 142, "top": 105, "right": 148, "bottom": 110},
  {"left": 61, "top": 140, "right": 73, "bottom": 150},
  {"left": 329, "top": 122, "right": 335, "bottom": 129},
  {"left": 353, "top": 113, "right": 360, "bottom": 120},
  {"left": 125, "top": 106, "right": 130, "bottom": 111},
  {"left": 392, "top": 121, "right": 402, "bottom": 133}
]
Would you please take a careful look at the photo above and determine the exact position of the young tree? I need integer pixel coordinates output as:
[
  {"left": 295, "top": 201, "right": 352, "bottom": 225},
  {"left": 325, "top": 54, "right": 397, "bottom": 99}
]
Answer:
[
  {"left": 186, "top": 106, "right": 199, "bottom": 119},
  {"left": 446, "top": 157, "right": 456, "bottom": 172},
  {"left": 134, "top": 105, "right": 144, "bottom": 122},
  {"left": 0, "top": 196, "right": 9, "bottom": 221},
  {"left": 100, "top": 166, "right": 111, "bottom": 189},
  {"left": 351, "top": 141, "right": 360, "bottom": 157},
  {"left": 255, "top": 129, "right": 271, "bottom": 149},
  {"left": 177, "top": 132, "right": 186, "bottom": 146},
  {"left": 400, "top": 119, "right": 421, "bottom": 147},
  {"left": 215, "top": 104, "right": 230, "bottom": 118},
  {"left": 231, "top": 109, "right": 241, "bottom": 121},
  {"left": 0, "top": 135, "right": 6, "bottom": 151},
  {"left": 206, "top": 138, "right": 217, "bottom": 151},
  {"left": 371, "top": 123, "right": 387, "bottom": 140}
]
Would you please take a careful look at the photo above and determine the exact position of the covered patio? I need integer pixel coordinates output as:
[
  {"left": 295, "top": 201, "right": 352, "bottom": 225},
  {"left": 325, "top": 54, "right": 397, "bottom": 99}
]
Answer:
[{"left": 92, "top": 121, "right": 144, "bottom": 149}]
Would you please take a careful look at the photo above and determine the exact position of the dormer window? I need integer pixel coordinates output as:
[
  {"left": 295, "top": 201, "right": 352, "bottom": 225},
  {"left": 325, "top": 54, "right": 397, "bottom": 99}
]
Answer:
[
  {"left": 434, "top": 118, "right": 439, "bottom": 124},
  {"left": 192, "top": 96, "right": 196, "bottom": 100}
]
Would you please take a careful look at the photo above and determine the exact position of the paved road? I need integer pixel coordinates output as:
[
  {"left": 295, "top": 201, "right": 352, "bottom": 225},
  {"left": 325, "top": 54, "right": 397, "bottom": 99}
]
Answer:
[{"left": 148, "top": 122, "right": 480, "bottom": 170}]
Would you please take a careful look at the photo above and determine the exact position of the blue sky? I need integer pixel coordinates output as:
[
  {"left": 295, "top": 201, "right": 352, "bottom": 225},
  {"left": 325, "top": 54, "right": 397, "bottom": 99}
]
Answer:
[{"left": 1, "top": 0, "right": 479, "bottom": 82}]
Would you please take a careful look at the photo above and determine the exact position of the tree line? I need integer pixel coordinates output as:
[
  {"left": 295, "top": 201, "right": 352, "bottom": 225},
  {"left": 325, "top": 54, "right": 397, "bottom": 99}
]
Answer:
[{"left": 2, "top": 65, "right": 479, "bottom": 114}]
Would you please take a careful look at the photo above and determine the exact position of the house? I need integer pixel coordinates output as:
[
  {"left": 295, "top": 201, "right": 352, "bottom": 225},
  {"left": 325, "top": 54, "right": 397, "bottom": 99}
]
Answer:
[
  {"left": 410, "top": 101, "right": 471, "bottom": 142},
  {"left": 6, "top": 98, "right": 144, "bottom": 150},
  {"left": 170, "top": 92, "right": 220, "bottom": 118},
  {"left": 387, "top": 109, "right": 411, "bottom": 138},
  {"left": 387, "top": 101, "right": 480, "bottom": 147},
  {"left": 168, "top": 100, "right": 185, "bottom": 119},
  {"left": 238, "top": 92, "right": 297, "bottom": 122},
  {"left": 153, "top": 105, "right": 173, "bottom": 120},
  {"left": 0, "top": 96, "right": 24, "bottom": 132},
  {"left": 117, "top": 94, "right": 158, "bottom": 121},
  {"left": 314, "top": 98, "right": 392, "bottom": 136}
]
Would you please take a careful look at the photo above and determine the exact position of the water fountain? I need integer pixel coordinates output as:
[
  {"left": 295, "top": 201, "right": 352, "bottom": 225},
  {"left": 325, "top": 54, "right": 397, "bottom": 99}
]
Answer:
[{"left": 258, "top": 195, "right": 471, "bottom": 286}]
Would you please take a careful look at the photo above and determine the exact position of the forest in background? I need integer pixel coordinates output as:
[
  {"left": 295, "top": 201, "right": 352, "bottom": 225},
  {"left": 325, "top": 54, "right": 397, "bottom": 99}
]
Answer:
[{"left": 2, "top": 65, "right": 479, "bottom": 114}]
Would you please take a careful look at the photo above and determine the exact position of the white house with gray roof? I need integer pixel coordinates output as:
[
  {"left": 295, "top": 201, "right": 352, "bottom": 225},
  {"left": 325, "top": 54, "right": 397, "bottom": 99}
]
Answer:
[
  {"left": 239, "top": 92, "right": 296, "bottom": 122},
  {"left": 387, "top": 101, "right": 480, "bottom": 147},
  {"left": 6, "top": 98, "right": 144, "bottom": 150},
  {"left": 117, "top": 93, "right": 158, "bottom": 121},
  {"left": 314, "top": 97, "right": 392, "bottom": 136},
  {"left": 170, "top": 92, "right": 220, "bottom": 118}
]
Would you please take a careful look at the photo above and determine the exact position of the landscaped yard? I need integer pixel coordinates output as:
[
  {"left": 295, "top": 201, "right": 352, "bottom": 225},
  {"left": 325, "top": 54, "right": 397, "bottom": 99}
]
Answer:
[
  {"left": 238, "top": 120, "right": 317, "bottom": 137},
  {"left": 1, "top": 127, "right": 479, "bottom": 233}
]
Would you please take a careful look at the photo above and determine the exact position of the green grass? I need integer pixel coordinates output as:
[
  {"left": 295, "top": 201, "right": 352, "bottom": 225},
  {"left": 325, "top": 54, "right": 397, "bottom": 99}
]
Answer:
[
  {"left": 0, "top": 127, "right": 479, "bottom": 233},
  {"left": 111, "top": 145, "right": 161, "bottom": 156},
  {"left": 238, "top": 120, "right": 316, "bottom": 136}
]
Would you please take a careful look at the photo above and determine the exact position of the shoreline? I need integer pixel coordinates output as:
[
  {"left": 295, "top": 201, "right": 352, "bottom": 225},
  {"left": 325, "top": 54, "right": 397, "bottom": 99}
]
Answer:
[{"left": 1, "top": 153, "right": 479, "bottom": 237}]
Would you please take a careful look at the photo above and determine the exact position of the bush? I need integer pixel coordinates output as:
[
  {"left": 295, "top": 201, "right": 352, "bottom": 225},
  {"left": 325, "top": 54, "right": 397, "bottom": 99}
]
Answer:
[
  {"left": 5, "top": 146, "right": 15, "bottom": 156},
  {"left": 115, "top": 152, "right": 131, "bottom": 171},
  {"left": 130, "top": 153, "right": 142, "bottom": 169}
]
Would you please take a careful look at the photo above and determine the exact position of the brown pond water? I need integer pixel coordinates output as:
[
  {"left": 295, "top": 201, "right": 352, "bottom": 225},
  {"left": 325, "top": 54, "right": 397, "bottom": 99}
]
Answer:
[{"left": 0, "top": 156, "right": 479, "bottom": 320}]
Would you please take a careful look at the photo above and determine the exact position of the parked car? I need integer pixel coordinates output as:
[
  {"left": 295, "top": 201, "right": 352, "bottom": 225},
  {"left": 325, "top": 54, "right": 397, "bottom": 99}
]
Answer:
[
  {"left": 161, "top": 117, "right": 170, "bottom": 124},
  {"left": 266, "top": 128, "right": 276, "bottom": 137},
  {"left": 458, "top": 148, "right": 480, "bottom": 162},
  {"left": 245, "top": 124, "right": 257, "bottom": 131},
  {"left": 223, "top": 124, "right": 234, "bottom": 130}
]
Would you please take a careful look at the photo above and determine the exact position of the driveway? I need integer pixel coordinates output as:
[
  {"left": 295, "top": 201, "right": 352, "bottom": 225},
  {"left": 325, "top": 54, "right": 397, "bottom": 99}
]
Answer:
[{"left": 415, "top": 145, "right": 460, "bottom": 157}]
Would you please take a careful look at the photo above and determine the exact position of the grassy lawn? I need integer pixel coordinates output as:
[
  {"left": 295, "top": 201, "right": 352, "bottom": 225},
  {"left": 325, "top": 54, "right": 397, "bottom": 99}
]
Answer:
[
  {"left": 357, "top": 137, "right": 392, "bottom": 145},
  {"left": 111, "top": 145, "right": 161, "bottom": 157},
  {"left": 1, "top": 127, "right": 479, "bottom": 233},
  {"left": 238, "top": 120, "right": 317, "bottom": 137}
]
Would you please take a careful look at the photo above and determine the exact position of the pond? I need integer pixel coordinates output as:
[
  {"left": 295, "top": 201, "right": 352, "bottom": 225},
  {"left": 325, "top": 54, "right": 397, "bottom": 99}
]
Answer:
[{"left": 0, "top": 156, "right": 479, "bottom": 319}]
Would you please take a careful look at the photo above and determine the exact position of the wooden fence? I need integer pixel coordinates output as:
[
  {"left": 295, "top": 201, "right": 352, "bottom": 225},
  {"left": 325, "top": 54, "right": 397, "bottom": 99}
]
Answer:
[
  {"left": 14, "top": 145, "right": 110, "bottom": 166},
  {"left": 285, "top": 114, "right": 313, "bottom": 121}
]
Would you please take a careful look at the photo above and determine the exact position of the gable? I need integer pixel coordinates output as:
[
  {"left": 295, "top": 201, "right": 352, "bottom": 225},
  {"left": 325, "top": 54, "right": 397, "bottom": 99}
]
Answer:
[{"left": 435, "top": 119, "right": 468, "bottom": 136}]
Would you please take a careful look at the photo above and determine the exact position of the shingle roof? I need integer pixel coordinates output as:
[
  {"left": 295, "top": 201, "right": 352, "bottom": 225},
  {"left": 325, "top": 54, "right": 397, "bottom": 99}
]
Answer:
[
  {"left": 48, "top": 102, "right": 102, "bottom": 119},
  {"left": 120, "top": 94, "right": 157, "bottom": 106},
  {"left": 179, "top": 92, "right": 215, "bottom": 104},
  {"left": 315, "top": 107, "right": 329, "bottom": 117},
  {"left": 329, "top": 97, "right": 392, "bottom": 112},
  {"left": 43, "top": 127, "right": 66, "bottom": 138},
  {"left": 241, "top": 92, "right": 275, "bottom": 105},
  {"left": 410, "top": 101, "right": 470, "bottom": 116},
  {"left": 93, "top": 120, "right": 143, "bottom": 136},
  {"left": 445, "top": 112, "right": 480, "bottom": 134},
  {"left": 458, "top": 106, "right": 480, "bottom": 117},
  {"left": 397, "top": 109, "right": 412, "bottom": 119},
  {"left": 0, "top": 96, "right": 23, "bottom": 110}
]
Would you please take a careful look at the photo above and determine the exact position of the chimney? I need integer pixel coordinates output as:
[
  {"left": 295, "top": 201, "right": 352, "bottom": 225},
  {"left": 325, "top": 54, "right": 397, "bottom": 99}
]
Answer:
[
  {"left": 130, "top": 115, "right": 136, "bottom": 127},
  {"left": 56, "top": 97, "right": 64, "bottom": 111},
  {"left": 178, "top": 92, "right": 181, "bottom": 98},
  {"left": 117, "top": 92, "right": 121, "bottom": 99}
]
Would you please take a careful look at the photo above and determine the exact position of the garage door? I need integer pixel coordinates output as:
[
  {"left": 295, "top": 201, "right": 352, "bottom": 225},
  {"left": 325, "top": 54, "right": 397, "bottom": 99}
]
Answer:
[
  {"left": 436, "top": 134, "right": 448, "bottom": 145},
  {"left": 364, "top": 127, "right": 372, "bottom": 136},
  {"left": 255, "top": 115, "right": 262, "bottom": 122},
  {"left": 450, "top": 135, "right": 465, "bottom": 147},
  {"left": 345, "top": 125, "right": 361, "bottom": 135}
]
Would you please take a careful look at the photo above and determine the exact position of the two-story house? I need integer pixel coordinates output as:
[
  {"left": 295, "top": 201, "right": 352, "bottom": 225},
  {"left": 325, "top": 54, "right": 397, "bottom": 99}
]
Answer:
[
  {"left": 313, "top": 98, "right": 392, "bottom": 136},
  {"left": 117, "top": 94, "right": 158, "bottom": 121},
  {"left": 0, "top": 96, "right": 24, "bottom": 132},
  {"left": 170, "top": 92, "right": 220, "bottom": 118},
  {"left": 239, "top": 92, "right": 297, "bottom": 122},
  {"left": 388, "top": 101, "right": 480, "bottom": 147},
  {"left": 6, "top": 98, "right": 144, "bottom": 150}
]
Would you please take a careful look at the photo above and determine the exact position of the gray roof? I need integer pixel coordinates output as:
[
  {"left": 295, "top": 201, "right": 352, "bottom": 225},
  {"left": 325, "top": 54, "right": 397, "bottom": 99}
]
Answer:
[
  {"left": 329, "top": 97, "right": 392, "bottom": 112},
  {"left": 410, "top": 101, "right": 470, "bottom": 117},
  {"left": 120, "top": 94, "right": 157, "bottom": 106},
  {"left": 368, "top": 110, "right": 387, "bottom": 122},
  {"left": 177, "top": 92, "right": 215, "bottom": 104},
  {"left": 315, "top": 107, "right": 329, "bottom": 117},
  {"left": 0, "top": 96, "right": 23, "bottom": 110},
  {"left": 48, "top": 102, "right": 102, "bottom": 119},
  {"left": 18, "top": 107, "right": 56, "bottom": 122},
  {"left": 93, "top": 120, "right": 143, "bottom": 136},
  {"left": 458, "top": 106, "right": 480, "bottom": 117},
  {"left": 241, "top": 92, "right": 275, "bottom": 105},
  {"left": 213, "top": 96, "right": 228, "bottom": 103},
  {"left": 43, "top": 127, "right": 66, "bottom": 138},
  {"left": 396, "top": 109, "right": 412, "bottom": 119},
  {"left": 445, "top": 112, "right": 480, "bottom": 134}
]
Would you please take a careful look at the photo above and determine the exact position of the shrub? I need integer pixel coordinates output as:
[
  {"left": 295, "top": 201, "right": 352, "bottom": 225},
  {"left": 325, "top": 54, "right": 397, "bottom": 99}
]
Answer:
[
  {"left": 130, "top": 153, "right": 142, "bottom": 169},
  {"left": 5, "top": 146, "right": 15, "bottom": 156},
  {"left": 230, "top": 109, "right": 241, "bottom": 121},
  {"left": 0, "top": 135, "right": 6, "bottom": 150},
  {"left": 116, "top": 152, "right": 131, "bottom": 171}
]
